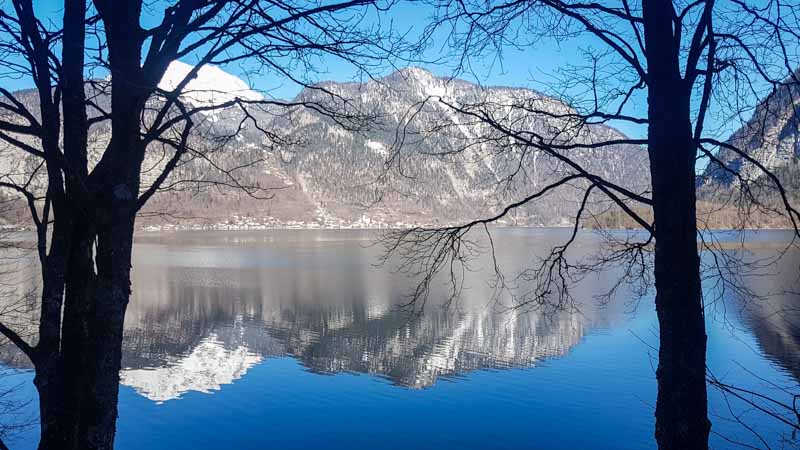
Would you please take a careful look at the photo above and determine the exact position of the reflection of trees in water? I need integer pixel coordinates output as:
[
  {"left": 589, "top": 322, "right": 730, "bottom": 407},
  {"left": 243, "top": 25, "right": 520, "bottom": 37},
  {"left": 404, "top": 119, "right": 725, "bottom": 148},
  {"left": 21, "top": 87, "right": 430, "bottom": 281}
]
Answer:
[
  {"left": 0, "top": 253, "right": 624, "bottom": 398},
  {"left": 119, "top": 272, "right": 588, "bottom": 392},
  {"left": 0, "top": 244, "right": 42, "bottom": 370},
  {"left": 122, "top": 283, "right": 254, "bottom": 370},
  {"left": 726, "top": 250, "right": 800, "bottom": 382},
  {"left": 705, "top": 269, "right": 800, "bottom": 449},
  {"left": 260, "top": 302, "right": 584, "bottom": 388},
  {"left": 3, "top": 243, "right": 797, "bottom": 400},
  {"left": 739, "top": 293, "right": 800, "bottom": 381}
]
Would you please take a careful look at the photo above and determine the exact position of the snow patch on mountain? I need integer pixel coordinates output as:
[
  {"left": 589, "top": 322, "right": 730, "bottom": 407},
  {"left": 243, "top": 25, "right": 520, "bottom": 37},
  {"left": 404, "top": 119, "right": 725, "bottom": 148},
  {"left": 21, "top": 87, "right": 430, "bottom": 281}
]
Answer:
[
  {"left": 395, "top": 66, "right": 449, "bottom": 98},
  {"left": 158, "top": 60, "right": 264, "bottom": 108},
  {"left": 365, "top": 140, "right": 388, "bottom": 156}
]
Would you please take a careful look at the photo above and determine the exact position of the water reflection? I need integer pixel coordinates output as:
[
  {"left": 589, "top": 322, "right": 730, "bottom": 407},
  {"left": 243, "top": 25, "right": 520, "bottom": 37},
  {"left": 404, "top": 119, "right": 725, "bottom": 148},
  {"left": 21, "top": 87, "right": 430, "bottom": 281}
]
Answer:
[
  {"left": 121, "top": 264, "right": 589, "bottom": 401},
  {"left": 111, "top": 229, "right": 642, "bottom": 402},
  {"left": 734, "top": 248, "right": 800, "bottom": 380},
  {"left": 745, "top": 300, "right": 800, "bottom": 379},
  {"left": 2, "top": 229, "right": 798, "bottom": 411}
]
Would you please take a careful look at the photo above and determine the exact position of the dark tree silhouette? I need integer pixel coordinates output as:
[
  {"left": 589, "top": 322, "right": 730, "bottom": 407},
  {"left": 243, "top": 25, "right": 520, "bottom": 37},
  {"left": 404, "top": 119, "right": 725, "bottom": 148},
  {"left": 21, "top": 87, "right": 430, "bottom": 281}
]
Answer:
[
  {"left": 381, "top": 1, "right": 800, "bottom": 449},
  {"left": 0, "top": 1, "right": 400, "bottom": 449}
]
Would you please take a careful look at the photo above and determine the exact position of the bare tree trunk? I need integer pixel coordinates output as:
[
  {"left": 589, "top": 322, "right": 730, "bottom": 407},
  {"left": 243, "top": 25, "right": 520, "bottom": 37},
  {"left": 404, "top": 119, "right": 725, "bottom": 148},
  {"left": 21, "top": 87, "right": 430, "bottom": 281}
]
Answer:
[
  {"left": 34, "top": 219, "right": 76, "bottom": 450},
  {"left": 38, "top": 2, "right": 146, "bottom": 444},
  {"left": 34, "top": 212, "right": 133, "bottom": 450},
  {"left": 74, "top": 214, "right": 134, "bottom": 450},
  {"left": 649, "top": 123, "right": 711, "bottom": 450},
  {"left": 33, "top": 0, "right": 95, "bottom": 444},
  {"left": 644, "top": 1, "right": 711, "bottom": 449},
  {"left": 35, "top": 379, "right": 73, "bottom": 450}
]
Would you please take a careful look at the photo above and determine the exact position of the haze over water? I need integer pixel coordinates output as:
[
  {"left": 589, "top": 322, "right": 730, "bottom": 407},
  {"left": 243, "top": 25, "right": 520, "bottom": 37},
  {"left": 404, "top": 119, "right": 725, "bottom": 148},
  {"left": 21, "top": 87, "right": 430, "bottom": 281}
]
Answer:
[{"left": 1, "top": 229, "right": 798, "bottom": 450}]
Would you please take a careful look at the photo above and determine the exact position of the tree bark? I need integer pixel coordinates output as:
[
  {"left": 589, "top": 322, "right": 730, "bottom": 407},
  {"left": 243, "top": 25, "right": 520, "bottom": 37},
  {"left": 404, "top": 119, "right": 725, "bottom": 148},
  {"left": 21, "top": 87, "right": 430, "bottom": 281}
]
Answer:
[
  {"left": 33, "top": 3, "right": 146, "bottom": 447},
  {"left": 74, "top": 213, "right": 135, "bottom": 450},
  {"left": 643, "top": 1, "right": 711, "bottom": 449},
  {"left": 34, "top": 222, "right": 76, "bottom": 450},
  {"left": 34, "top": 212, "right": 134, "bottom": 450}
]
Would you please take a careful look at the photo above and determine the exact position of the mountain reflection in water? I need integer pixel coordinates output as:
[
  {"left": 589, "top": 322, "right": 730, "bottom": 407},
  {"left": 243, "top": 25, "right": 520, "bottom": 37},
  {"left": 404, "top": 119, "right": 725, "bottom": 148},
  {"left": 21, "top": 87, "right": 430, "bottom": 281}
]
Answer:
[
  {"left": 733, "top": 247, "right": 800, "bottom": 381},
  {"left": 122, "top": 279, "right": 586, "bottom": 401},
  {"left": 121, "top": 229, "right": 617, "bottom": 401}
]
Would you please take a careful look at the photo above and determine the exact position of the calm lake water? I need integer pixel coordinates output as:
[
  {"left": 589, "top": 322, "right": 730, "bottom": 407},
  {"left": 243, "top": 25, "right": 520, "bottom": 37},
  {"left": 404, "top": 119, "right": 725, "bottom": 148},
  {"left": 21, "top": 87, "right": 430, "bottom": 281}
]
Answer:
[{"left": 1, "top": 228, "right": 799, "bottom": 449}]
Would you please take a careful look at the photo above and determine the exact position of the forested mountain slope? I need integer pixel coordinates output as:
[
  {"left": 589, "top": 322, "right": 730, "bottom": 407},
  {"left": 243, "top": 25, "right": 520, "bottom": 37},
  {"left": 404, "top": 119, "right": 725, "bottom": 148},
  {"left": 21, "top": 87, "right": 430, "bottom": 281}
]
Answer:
[{"left": 2, "top": 64, "right": 653, "bottom": 229}]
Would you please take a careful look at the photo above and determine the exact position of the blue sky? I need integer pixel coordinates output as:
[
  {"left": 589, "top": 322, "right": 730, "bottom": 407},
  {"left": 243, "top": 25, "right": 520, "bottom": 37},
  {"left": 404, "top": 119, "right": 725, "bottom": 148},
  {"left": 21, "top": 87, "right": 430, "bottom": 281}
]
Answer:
[
  {"left": 4, "top": 1, "right": 634, "bottom": 110},
  {"left": 5, "top": 0, "right": 779, "bottom": 144}
]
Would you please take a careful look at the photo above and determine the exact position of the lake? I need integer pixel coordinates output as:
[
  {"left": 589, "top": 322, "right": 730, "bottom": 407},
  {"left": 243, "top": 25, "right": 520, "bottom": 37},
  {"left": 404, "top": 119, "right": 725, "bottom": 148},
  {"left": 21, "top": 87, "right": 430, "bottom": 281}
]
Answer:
[{"left": 1, "top": 228, "right": 798, "bottom": 449}]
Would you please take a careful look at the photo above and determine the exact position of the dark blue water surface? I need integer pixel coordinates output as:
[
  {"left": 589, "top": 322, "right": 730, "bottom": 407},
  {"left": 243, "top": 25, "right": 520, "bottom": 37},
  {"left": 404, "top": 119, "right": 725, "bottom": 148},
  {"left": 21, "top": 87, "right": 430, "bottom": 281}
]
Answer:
[{"left": 1, "top": 229, "right": 798, "bottom": 449}]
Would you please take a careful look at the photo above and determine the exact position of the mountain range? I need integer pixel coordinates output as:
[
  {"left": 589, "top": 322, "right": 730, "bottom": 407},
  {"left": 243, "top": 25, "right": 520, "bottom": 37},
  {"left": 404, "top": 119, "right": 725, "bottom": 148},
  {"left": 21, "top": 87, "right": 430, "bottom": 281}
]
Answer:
[{"left": 1, "top": 62, "right": 797, "bottom": 229}]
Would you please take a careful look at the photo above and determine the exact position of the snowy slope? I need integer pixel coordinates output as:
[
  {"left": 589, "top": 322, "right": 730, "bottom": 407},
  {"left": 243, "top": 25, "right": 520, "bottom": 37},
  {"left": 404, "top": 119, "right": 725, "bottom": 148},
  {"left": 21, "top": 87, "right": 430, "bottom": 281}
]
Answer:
[{"left": 157, "top": 60, "right": 264, "bottom": 108}]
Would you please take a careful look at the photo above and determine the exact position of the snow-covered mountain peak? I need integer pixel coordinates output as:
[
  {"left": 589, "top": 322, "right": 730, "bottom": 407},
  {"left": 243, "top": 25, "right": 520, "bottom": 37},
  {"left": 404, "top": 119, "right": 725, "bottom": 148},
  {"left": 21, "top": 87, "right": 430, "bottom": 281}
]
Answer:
[
  {"left": 393, "top": 66, "right": 436, "bottom": 81},
  {"left": 387, "top": 66, "right": 450, "bottom": 98},
  {"left": 158, "top": 60, "right": 264, "bottom": 107}
]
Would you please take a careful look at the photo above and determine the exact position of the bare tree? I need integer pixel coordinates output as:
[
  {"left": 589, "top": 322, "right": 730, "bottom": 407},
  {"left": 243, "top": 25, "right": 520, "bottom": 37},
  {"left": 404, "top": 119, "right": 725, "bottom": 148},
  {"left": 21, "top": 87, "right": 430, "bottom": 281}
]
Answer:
[
  {"left": 381, "top": 1, "right": 800, "bottom": 450},
  {"left": 0, "top": 0, "right": 402, "bottom": 449}
]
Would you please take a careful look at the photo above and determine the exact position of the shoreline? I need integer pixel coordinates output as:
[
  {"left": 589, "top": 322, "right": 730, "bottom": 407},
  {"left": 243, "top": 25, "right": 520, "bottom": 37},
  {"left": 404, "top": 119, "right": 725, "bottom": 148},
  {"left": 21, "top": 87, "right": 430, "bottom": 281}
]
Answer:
[{"left": 3, "top": 223, "right": 797, "bottom": 233}]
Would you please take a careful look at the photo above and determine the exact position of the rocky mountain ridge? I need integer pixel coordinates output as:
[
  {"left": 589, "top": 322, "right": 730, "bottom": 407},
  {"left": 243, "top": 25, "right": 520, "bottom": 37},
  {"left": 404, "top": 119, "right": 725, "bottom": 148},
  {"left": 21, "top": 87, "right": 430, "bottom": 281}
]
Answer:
[
  {"left": 1, "top": 63, "right": 650, "bottom": 229},
  {"left": 6, "top": 62, "right": 798, "bottom": 230},
  {"left": 703, "top": 75, "right": 800, "bottom": 194}
]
